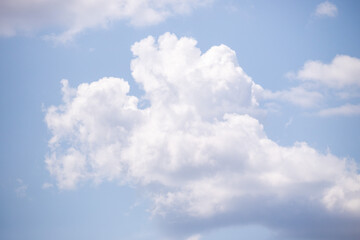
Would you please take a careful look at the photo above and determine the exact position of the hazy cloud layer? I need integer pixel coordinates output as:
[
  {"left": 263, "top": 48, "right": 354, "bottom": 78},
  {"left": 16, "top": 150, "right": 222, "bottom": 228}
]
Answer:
[
  {"left": 0, "top": 0, "right": 211, "bottom": 42},
  {"left": 45, "top": 33, "right": 360, "bottom": 239}
]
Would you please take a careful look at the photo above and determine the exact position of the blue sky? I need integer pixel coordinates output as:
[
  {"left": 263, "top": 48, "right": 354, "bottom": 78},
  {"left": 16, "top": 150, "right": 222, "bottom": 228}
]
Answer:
[{"left": 1, "top": 1, "right": 360, "bottom": 240}]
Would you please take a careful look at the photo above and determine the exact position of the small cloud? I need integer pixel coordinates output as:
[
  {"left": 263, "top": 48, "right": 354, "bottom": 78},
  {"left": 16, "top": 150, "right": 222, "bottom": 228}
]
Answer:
[
  {"left": 225, "top": 3, "right": 239, "bottom": 13},
  {"left": 42, "top": 182, "right": 54, "bottom": 189},
  {"left": 295, "top": 55, "right": 360, "bottom": 89},
  {"left": 287, "top": 55, "right": 360, "bottom": 118},
  {"left": 315, "top": 1, "right": 338, "bottom": 17},
  {"left": 15, "top": 178, "right": 28, "bottom": 198},
  {"left": 318, "top": 104, "right": 360, "bottom": 117},
  {"left": 284, "top": 71, "right": 296, "bottom": 80},
  {"left": 186, "top": 234, "right": 202, "bottom": 240},
  {"left": 285, "top": 117, "right": 293, "bottom": 128}
]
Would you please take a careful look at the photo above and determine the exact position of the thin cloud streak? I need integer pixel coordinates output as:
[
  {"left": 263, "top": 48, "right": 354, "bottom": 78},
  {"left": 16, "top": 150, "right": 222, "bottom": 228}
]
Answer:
[{"left": 319, "top": 104, "right": 360, "bottom": 117}]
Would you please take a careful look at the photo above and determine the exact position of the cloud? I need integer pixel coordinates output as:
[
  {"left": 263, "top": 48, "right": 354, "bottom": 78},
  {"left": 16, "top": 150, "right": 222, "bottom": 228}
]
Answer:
[
  {"left": 186, "top": 234, "right": 202, "bottom": 240},
  {"left": 294, "top": 55, "right": 360, "bottom": 89},
  {"left": 15, "top": 178, "right": 28, "bottom": 198},
  {"left": 285, "top": 55, "right": 360, "bottom": 118},
  {"left": 285, "top": 117, "right": 293, "bottom": 128},
  {"left": 42, "top": 182, "right": 54, "bottom": 189},
  {"left": 315, "top": 1, "right": 338, "bottom": 17},
  {"left": 318, "top": 104, "right": 360, "bottom": 117},
  {"left": 0, "top": 0, "right": 211, "bottom": 42},
  {"left": 45, "top": 33, "right": 360, "bottom": 239},
  {"left": 259, "top": 86, "right": 323, "bottom": 108}
]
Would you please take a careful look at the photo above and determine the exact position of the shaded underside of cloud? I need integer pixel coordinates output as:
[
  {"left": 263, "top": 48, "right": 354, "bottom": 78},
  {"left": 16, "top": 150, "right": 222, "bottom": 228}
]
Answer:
[
  {"left": 45, "top": 33, "right": 360, "bottom": 239},
  {"left": 0, "top": 0, "right": 211, "bottom": 42}
]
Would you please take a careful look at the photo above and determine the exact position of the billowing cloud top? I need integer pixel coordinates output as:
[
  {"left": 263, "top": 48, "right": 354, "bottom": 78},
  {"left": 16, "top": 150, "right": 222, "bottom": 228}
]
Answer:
[
  {"left": 45, "top": 33, "right": 360, "bottom": 239},
  {"left": 0, "top": 0, "right": 211, "bottom": 42}
]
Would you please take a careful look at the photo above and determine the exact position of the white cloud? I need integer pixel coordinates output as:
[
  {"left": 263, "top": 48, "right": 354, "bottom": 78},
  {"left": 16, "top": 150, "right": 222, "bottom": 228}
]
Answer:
[
  {"left": 295, "top": 55, "right": 360, "bottom": 89},
  {"left": 287, "top": 55, "right": 360, "bottom": 118},
  {"left": 0, "top": 0, "right": 211, "bottom": 42},
  {"left": 45, "top": 33, "right": 360, "bottom": 239},
  {"left": 315, "top": 1, "right": 338, "bottom": 17},
  {"left": 318, "top": 104, "right": 360, "bottom": 117}
]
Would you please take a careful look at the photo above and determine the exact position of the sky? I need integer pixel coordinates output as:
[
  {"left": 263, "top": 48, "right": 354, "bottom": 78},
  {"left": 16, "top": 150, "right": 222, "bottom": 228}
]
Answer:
[{"left": 1, "top": 0, "right": 360, "bottom": 240}]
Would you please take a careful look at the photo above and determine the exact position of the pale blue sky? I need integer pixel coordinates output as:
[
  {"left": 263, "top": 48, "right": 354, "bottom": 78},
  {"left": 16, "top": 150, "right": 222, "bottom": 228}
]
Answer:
[{"left": 1, "top": 1, "right": 360, "bottom": 240}]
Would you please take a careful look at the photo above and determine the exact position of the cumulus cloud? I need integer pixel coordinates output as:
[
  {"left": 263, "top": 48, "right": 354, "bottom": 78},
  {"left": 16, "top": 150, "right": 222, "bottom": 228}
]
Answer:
[
  {"left": 319, "top": 104, "right": 360, "bottom": 117},
  {"left": 295, "top": 55, "right": 360, "bottom": 89},
  {"left": 0, "top": 0, "right": 211, "bottom": 42},
  {"left": 315, "top": 1, "right": 338, "bottom": 17},
  {"left": 45, "top": 33, "right": 360, "bottom": 239}
]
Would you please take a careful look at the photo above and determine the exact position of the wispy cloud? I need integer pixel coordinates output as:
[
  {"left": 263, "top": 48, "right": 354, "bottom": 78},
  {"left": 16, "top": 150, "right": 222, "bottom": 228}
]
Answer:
[
  {"left": 259, "top": 86, "right": 323, "bottom": 108},
  {"left": 45, "top": 33, "right": 360, "bottom": 239},
  {"left": 285, "top": 117, "right": 293, "bottom": 128},
  {"left": 15, "top": 178, "right": 28, "bottom": 198},
  {"left": 0, "top": 0, "right": 212, "bottom": 42},
  {"left": 319, "top": 104, "right": 360, "bottom": 117},
  {"left": 42, "top": 182, "right": 54, "bottom": 189},
  {"left": 315, "top": 1, "right": 338, "bottom": 17}
]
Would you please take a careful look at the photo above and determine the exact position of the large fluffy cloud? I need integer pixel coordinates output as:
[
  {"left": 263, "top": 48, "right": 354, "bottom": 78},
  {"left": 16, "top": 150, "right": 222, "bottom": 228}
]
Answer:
[
  {"left": 0, "top": 0, "right": 211, "bottom": 42},
  {"left": 45, "top": 33, "right": 360, "bottom": 239}
]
